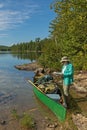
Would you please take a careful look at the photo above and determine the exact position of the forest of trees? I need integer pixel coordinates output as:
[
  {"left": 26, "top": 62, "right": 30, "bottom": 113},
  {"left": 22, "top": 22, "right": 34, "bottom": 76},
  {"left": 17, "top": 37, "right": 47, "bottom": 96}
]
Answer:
[
  {"left": 0, "top": 45, "right": 11, "bottom": 51},
  {"left": 11, "top": 38, "right": 48, "bottom": 53},
  {"left": 10, "top": 0, "right": 87, "bottom": 71}
]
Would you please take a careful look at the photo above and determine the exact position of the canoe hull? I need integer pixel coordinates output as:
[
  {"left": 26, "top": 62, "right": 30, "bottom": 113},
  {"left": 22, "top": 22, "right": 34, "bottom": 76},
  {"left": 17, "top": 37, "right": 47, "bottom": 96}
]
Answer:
[{"left": 28, "top": 80, "right": 66, "bottom": 121}]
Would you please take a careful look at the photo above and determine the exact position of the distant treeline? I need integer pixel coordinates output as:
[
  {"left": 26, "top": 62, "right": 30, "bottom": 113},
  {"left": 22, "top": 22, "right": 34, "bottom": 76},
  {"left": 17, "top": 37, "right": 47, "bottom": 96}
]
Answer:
[
  {"left": 1, "top": 0, "right": 87, "bottom": 71},
  {"left": 10, "top": 38, "right": 48, "bottom": 53},
  {"left": 0, "top": 45, "right": 11, "bottom": 51}
]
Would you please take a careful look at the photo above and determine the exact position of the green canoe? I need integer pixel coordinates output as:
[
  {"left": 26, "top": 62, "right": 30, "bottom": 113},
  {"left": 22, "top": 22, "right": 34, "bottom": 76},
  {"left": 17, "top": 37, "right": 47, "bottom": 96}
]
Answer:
[{"left": 28, "top": 80, "right": 66, "bottom": 121}]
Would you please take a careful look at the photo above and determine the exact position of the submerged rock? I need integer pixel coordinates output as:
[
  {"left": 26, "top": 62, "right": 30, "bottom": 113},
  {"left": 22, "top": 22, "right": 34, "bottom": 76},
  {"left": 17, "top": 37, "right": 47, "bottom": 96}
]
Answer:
[
  {"left": 15, "top": 62, "right": 41, "bottom": 71},
  {"left": 0, "top": 120, "right": 6, "bottom": 125}
]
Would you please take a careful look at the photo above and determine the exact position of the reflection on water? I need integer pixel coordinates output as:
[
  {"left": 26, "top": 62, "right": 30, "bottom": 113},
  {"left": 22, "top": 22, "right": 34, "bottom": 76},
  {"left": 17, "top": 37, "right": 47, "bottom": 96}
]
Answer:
[
  {"left": 11, "top": 51, "right": 41, "bottom": 61},
  {"left": 0, "top": 52, "right": 36, "bottom": 120}
]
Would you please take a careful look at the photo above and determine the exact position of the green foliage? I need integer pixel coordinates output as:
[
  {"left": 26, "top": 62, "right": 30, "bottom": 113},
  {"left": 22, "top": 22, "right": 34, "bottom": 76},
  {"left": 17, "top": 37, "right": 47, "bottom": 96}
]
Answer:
[
  {"left": 20, "top": 113, "right": 35, "bottom": 129},
  {"left": 38, "top": 39, "right": 62, "bottom": 70},
  {"left": 11, "top": 109, "right": 20, "bottom": 119},
  {"left": 11, "top": 109, "right": 35, "bottom": 129},
  {"left": 49, "top": 0, "right": 87, "bottom": 71},
  {"left": 10, "top": 38, "right": 45, "bottom": 53}
]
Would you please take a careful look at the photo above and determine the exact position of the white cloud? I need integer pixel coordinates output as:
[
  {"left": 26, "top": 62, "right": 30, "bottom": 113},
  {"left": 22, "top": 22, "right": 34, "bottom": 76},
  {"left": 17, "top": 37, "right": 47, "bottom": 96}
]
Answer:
[
  {"left": 0, "top": 33, "right": 8, "bottom": 37},
  {"left": 0, "top": 1, "right": 39, "bottom": 31},
  {"left": 0, "top": 3, "right": 4, "bottom": 8}
]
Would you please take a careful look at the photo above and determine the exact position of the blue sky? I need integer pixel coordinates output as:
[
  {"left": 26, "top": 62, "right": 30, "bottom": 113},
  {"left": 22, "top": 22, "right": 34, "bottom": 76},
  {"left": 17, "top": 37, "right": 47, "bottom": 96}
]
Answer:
[{"left": 0, "top": 0, "right": 55, "bottom": 46}]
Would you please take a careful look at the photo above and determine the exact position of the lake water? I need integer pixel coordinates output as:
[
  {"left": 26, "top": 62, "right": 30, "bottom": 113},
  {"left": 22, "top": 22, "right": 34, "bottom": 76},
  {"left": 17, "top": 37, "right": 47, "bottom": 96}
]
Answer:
[{"left": 0, "top": 52, "right": 37, "bottom": 120}]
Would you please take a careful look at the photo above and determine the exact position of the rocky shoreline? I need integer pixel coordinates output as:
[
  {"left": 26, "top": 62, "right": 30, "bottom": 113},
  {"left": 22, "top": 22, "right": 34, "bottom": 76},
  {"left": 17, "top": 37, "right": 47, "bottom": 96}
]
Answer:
[
  {"left": 15, "top": 62, "right": 41, "bottom": 71},
  {"left": 15, "top": 62, "right": 87, "bottom": 94}
]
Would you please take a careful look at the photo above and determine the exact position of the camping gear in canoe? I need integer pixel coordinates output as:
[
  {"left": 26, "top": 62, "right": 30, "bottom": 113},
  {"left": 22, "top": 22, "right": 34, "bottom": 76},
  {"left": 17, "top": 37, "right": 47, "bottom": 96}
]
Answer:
[{"left": 28, "top": 75, "right": 66, "bottom": 121}]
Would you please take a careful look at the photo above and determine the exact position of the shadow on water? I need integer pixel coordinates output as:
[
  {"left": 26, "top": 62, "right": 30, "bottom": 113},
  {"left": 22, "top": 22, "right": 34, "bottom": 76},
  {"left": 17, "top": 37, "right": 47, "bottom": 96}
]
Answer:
[{"left": 0, "top": 91, "right": 16, "bottom": 105}]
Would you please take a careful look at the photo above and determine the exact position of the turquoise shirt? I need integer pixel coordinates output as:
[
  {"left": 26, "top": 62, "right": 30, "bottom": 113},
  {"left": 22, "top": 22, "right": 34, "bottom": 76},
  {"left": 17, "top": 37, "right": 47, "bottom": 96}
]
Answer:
[{"left": 62, "top": 63, "right": 74, "bottom": 86}]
